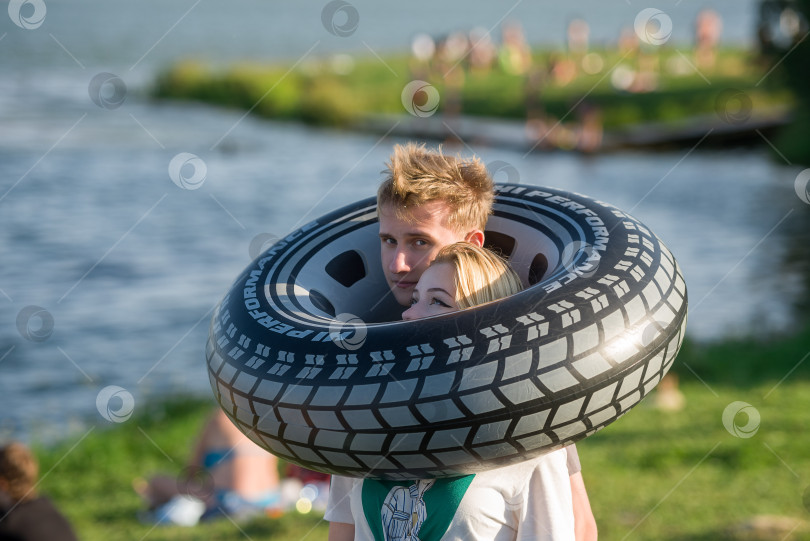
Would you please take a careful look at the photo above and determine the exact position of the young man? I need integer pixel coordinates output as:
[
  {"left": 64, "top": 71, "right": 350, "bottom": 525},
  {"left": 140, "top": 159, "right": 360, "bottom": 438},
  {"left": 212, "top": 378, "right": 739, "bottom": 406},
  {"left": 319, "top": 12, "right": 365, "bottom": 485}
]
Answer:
[
  {"left": 377, "top": 142, "right": 492, "bottom": 308},
  {"left": 325, "top": 143, "right": 598, "bottom": 540}
]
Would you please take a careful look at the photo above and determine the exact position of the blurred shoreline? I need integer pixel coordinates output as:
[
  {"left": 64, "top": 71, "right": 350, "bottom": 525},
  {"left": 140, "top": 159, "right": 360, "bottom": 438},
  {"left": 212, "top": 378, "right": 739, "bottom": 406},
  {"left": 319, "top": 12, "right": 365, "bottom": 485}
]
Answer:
[{"left": 152, "top": 45, "right": 793, "bottom": 154}]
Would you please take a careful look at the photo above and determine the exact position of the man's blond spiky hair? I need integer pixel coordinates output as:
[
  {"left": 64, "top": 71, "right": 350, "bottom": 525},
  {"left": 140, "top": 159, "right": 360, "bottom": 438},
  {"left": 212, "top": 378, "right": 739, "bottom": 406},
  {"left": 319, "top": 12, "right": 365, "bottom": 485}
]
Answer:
[{"left": 377, "top": 142, "right": 494, "bottom": 232}]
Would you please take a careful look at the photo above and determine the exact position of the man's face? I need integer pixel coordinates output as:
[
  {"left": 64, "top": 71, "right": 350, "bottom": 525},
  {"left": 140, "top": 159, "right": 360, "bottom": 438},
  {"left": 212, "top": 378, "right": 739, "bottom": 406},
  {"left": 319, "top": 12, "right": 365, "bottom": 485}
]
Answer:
[{"left": 379, "top": 201, "right": 478, "bottom": 306}]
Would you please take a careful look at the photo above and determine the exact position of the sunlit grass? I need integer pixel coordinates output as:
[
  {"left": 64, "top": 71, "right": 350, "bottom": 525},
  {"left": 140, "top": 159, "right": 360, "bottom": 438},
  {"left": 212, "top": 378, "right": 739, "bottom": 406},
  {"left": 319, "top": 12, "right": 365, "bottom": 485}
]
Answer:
[{"left": 584, "top": 381, "right": 810, "bottom": 540}]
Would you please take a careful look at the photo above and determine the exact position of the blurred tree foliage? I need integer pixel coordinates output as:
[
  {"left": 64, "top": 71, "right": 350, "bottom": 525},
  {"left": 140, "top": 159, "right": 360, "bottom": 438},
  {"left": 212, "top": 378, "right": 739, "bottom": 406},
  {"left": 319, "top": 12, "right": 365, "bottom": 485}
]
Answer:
[
  {"left": 759, "top": 0, "right": 810, "bottom": 319},
  {"left": 759, "top": 0, "right": 810, "bottom": 164}
]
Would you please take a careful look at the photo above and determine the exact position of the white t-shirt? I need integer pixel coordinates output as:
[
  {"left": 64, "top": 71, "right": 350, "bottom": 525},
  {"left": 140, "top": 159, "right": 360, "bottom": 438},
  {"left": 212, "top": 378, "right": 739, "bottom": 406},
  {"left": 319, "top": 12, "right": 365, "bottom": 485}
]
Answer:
[{"left": 325, "top": 448, "right": 574, "bottom": 541}]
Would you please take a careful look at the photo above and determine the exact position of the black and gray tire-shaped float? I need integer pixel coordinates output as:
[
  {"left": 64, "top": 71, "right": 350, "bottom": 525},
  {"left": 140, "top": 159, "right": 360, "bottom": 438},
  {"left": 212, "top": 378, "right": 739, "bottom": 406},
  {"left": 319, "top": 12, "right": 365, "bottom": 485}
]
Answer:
[{"left": 206, "top": 185, "right": 687, "bottom": 480}]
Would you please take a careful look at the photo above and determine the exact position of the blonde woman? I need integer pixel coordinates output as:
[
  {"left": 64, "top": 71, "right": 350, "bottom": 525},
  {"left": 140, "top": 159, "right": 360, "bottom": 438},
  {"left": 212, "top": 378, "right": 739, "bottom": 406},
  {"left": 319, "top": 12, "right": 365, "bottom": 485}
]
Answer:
[
  {"left": 327, "top": 243, "right": 578, "bottom": 541},
  {"left": 402, "top": 242, "right": 523, "bottom": 320}
]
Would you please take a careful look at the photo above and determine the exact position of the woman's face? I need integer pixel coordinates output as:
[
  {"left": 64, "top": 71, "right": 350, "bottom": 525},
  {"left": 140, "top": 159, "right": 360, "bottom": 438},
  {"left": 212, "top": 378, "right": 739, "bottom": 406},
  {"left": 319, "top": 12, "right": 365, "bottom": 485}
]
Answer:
[{"left": 402, "top": 263, "right": 459, "bottom": 321}]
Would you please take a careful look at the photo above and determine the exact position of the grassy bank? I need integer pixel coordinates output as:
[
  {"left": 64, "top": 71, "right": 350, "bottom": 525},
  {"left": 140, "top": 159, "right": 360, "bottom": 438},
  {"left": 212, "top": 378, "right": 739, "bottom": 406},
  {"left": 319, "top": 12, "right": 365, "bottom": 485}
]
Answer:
[
  {"left": 32, "top": 323, "right": 810, "bottom": 540},
  {"left": 152, "top": 47, "right": 792, "bottom": 131},
  {"left": 32, "top": 398, "right": 328, "bottom": 541}
]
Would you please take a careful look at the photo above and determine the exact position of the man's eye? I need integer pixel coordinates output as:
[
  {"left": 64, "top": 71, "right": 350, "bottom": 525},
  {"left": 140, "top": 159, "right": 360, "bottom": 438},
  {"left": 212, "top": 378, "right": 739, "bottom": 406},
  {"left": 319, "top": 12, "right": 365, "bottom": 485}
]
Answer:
[
  {"left": 414, "top": 239, "right": 429, "bottom": 247},
  {"left": 382, "top": 238, "right": 395, "bottom": 245}
]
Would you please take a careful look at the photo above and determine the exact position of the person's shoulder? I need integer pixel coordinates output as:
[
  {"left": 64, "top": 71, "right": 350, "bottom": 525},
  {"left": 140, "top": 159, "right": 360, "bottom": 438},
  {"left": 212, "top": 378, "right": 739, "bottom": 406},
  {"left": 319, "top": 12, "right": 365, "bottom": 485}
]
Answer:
[
  {"left": 468, "top": 456, "right": 548, "bottom": 489},
  {"left": 330, "top": 475, "right": 360, "bottom": 490},
  {"left": 0, "top": 490, "right": 13, "bottom": 512},
  {"left": 0, "top": 496, "right": 78, "bottom": 540},
  {"left": 6, "top": 495, "right": 64, "bottom": 518},
  {"left": 469, "top": 451, "right": 569, "bottom": 494},
  {"left": 23, "top": 495, "right": 62, "bottom": 510},
  {"left": 483, "top": 450, "right": 569, "bottom": 476}
]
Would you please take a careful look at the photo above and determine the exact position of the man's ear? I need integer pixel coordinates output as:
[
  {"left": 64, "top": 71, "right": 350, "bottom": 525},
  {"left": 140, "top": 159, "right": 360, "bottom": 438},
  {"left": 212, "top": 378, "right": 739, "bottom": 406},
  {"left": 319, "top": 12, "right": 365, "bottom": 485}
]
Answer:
[{"left": 465, "top": 230, "right": 485, "bottom": 247}]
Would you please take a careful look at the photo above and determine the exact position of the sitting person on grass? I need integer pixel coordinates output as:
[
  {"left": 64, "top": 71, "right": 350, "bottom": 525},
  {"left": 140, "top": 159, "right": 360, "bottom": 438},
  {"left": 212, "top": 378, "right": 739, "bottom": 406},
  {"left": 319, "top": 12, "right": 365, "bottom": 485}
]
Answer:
[
  {"left": 133, "top": 408, "right": 282, "bottom": 524},
  {"left": 0, "top": 441, "right": 78, "bottom": 541}
]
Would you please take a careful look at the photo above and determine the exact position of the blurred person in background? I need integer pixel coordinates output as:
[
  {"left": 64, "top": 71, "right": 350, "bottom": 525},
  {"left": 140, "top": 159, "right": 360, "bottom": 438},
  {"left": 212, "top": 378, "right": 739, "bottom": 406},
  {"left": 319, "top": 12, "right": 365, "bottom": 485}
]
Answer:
[
  {"left": 134, "top": 408, "right": 284, "bottom": 524},
  {"left": 695, "top": 9, "right": 723, "bottom": 70},
  {"left": 500, "top": 21, "right": 533, "bottom": 75},
  {"left": 0, "top": 441, "right": 78, "bottom": 541}
]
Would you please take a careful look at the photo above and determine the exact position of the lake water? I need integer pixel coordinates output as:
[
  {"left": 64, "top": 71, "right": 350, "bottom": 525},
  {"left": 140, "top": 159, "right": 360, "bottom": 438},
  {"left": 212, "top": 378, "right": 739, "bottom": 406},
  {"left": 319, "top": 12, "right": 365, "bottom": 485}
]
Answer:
[{"left": 1, "top": 0, "right": 807, "bottom": 443}]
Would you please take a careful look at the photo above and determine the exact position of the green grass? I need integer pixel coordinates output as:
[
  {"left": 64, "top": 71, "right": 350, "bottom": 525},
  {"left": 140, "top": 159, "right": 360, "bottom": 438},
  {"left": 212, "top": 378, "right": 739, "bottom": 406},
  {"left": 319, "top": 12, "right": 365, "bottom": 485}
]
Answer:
[
  {"left": 31, "top": 323, "right": 810, "bottom": 540},
  {"left": 671, "top": 322, "right": 810, "bottom": 388},
  {"left": 33, "top": 398, "right": 331, "bottom": 541},
  {"left": 584, "top": 382, "right": 810, "bottom": 540},
  {"left": 152, "top": 47, "right": 793, "bottom": 130}
]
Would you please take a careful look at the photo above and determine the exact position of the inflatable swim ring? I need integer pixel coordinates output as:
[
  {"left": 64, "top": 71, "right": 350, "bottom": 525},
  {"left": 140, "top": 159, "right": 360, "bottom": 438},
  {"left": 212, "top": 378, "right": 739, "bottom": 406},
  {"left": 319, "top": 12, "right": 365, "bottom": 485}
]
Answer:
[{"left": 206, "top": 184, "right": 687, "bottom": 480}]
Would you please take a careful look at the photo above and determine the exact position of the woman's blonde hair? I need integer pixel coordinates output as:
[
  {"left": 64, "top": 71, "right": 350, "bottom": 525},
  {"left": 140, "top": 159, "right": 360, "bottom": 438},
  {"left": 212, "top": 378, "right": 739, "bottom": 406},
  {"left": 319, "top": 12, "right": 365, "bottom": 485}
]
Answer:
[
  {"left": 377, "top": 142, "right": 494, "bottom": 232},
  {"left": 0, "top": 442, "right": 39, "bottom": 502},
  {"left": 433, "top": 243, "right": 523, "bottom": 309}
]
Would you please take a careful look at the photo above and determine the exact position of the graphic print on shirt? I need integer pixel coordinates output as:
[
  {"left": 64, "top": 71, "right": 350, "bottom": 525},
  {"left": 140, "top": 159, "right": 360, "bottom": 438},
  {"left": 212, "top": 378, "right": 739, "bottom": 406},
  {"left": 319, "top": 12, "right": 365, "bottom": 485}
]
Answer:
[
  {"left": 381, "top": 479, "right": 433, "bottom": 540},
  {"left": 361, "top": 475, "right": 475, "bottom": 541}
]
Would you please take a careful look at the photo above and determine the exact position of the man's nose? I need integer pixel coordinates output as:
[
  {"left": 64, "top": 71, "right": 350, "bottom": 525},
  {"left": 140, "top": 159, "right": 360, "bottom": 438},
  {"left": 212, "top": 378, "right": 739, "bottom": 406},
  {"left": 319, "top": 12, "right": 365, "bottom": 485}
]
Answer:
[{"left": 389, "top": 248, "right": 410, "bottom": 273}]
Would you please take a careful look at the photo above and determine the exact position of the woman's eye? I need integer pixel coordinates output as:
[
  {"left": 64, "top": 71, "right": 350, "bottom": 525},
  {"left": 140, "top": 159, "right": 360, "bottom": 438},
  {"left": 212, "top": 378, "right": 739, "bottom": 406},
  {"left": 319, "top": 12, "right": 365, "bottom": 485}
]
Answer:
[
  {"left": 409, "top": 297, "right": 418, "bottom": 306},
  {"left": 430, "top": 297, "right": 450, "bottom": 307}
]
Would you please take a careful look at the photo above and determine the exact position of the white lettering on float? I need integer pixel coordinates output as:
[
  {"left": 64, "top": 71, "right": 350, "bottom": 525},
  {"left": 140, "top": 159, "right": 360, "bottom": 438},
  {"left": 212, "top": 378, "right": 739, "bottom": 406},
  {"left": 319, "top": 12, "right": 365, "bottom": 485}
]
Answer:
[
  {"left": 240, "top": 270, "right": 316, "bottom": 339},
  {"left": 509, "top": 190, "right": 611, "bottom": 293}
]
